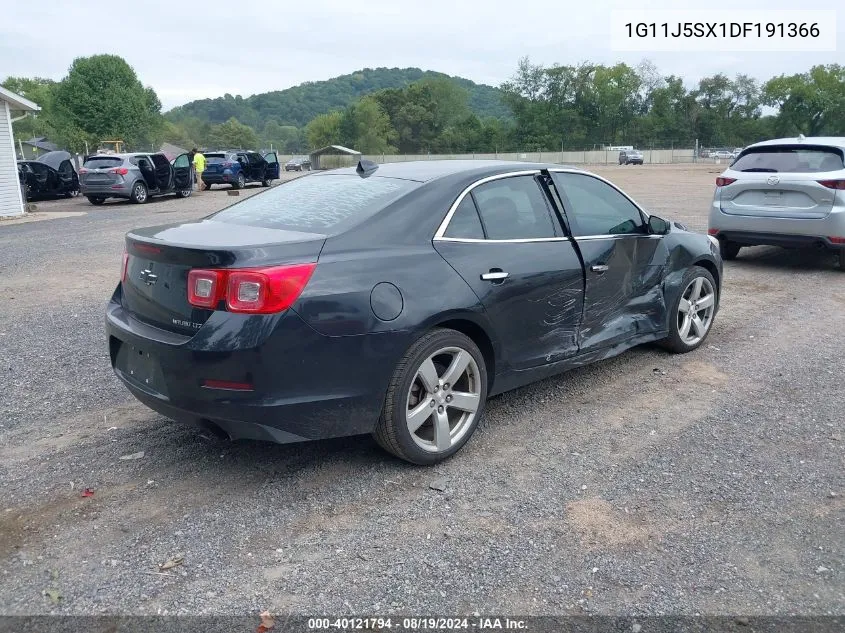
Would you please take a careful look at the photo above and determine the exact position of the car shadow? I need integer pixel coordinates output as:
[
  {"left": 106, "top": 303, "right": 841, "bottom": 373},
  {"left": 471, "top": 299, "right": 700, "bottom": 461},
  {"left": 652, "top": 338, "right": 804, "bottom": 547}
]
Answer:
[{"left": 730, "top": 245, "right": 841, "bottom": 272}]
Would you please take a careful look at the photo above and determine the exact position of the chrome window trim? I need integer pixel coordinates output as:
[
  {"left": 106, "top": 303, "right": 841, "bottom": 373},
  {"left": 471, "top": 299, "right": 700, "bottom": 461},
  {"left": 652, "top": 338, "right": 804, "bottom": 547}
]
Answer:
[
  {"left": 433, "top": 170, "right": 543, "bottom": 240},
  {"left": 575, "top": 234, "right": 661, "bottom": 241},
  {"left": 547, "top": 167, "right": 652, "bottom": 220},
  {"left": 435, "top": 236, "right": 571, "bottom": 244}
]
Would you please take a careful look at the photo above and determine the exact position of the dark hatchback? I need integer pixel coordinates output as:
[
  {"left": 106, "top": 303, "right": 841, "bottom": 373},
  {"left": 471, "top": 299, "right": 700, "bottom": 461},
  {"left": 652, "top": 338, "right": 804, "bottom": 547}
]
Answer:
[{"left": 107, "top": 160, "right": 722, "bottom": 464}]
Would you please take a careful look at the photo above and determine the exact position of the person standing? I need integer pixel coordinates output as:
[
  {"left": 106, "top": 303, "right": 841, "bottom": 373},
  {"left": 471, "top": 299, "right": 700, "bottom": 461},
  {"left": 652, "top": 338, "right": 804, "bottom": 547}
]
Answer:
[
  {"left": 187, "top": 147, "right": 196, "bottom": 186},
  {"left": 192, "top": 149, "right": 206, "bottom": 192}
]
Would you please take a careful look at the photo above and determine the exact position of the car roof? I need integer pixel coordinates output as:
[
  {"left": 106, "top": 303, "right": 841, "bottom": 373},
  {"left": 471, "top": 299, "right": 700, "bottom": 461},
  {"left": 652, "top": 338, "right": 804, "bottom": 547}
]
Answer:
[
  {"left": 747, "top": 136, "right": 845, "bottom": 150},
  {"left": 315, "top": 159, "right": 584, "bottom": 183}
]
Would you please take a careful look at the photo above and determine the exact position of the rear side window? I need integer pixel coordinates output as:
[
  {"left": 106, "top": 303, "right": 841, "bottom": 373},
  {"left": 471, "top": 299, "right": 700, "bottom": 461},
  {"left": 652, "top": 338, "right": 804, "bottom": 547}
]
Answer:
[
  {"left": 83, "top": 157, "right": 123, "bottom": 169},
  {"left": 732, "top": 146, "right": 845, "bottom": 173},
  {"left": 444, "top": 196, "right": 485, "bottom": 239},
  {"left": 471, "top": 175, "right": 556, "bottom": 240},
  {"left": 212, "top": 175, "right": 418, "bottom": 233}
]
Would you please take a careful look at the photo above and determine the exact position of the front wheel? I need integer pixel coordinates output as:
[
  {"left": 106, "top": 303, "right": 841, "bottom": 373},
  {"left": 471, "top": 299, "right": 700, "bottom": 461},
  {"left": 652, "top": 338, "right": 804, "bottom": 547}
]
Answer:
[
  {"left": 176, "top": 188, "right": 192, "bottom": 198},
  {"left": 659, "top": 266, "right": 718, "bottom": 354},
  {"left": 837, "top": 249, "right": 845, "bottom": 271},
  {"left": 261, "top": 178, "right": 272, "bottom": 187},
  {"left": 129, "top": 182, "right": 148, "bottom": 204},
  {"left": 373, "top": 329, "right": 487, "bottom": 465}
]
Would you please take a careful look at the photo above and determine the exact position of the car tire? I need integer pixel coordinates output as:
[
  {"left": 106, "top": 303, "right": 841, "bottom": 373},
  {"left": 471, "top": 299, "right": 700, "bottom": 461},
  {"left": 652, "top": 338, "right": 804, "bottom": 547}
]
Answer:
[
  {"left": 659, "top": 266, "right": 718, "bottom": 354},
  {"left": 233, "top": 173, "right": 245, "bottom": 190},
  {"left": 261, "top": 177, "right": 272, "bottom": 187},
  {"left": 838, "top": 250, "right": 845, "bottom": 271},
  {"left": 129, "top": 182, "right": 148, "bottom": 204},
  {"left": 176, "top": 188, "right": 192, "bottom": 198},
  {"left": 720, "top": 240, "right": 741, "bottom": 260},
  {"left": 373, "top": 328, "right": 488, "bottom": 465},
  {"left": 87, "top": 196, "right": 105, "bottom": 206}
]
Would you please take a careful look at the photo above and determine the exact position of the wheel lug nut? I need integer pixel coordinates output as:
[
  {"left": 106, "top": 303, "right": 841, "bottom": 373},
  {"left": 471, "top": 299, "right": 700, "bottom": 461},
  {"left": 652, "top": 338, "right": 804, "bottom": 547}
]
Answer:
[
  {"left": 444, "top": 383, "right": 450, "bottom": 390},
  {"left": 446, "top": 395, "right": 452, "bottom": 402},
  {"left": 430, "top": 400, "right": 436, "bottom": 407},
  {"left": 433, "top": 386, "right": 439, "bottom": 393},
  {"left": 437, "top": 405, "right": 444, "bottom": 413}
]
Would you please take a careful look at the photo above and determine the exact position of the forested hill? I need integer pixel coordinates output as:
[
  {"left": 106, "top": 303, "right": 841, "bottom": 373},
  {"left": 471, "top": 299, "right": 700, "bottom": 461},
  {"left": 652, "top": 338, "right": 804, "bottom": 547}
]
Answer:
[{"left": 165, "top": 67, "right": 510, "bottom": 128}]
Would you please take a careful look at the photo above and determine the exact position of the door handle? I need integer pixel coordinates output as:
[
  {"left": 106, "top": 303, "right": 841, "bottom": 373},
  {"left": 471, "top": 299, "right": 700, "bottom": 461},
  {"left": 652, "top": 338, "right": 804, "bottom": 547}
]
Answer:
[
  {"left": 481, "top": 270, "right": 509, "bottom": 281},
  {"left": 591, "top": 264, "right": 609, "bottom": 273}
]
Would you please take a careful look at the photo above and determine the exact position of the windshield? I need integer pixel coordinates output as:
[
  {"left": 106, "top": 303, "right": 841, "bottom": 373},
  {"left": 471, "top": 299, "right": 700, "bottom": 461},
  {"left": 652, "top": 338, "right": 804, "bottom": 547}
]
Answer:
[
  {"left": 211, "top": 174, "right": 418, "bottom": 233},
  {"left": 83, "top": 156, "right": 124, "bottom": 169},
  {"left": 731, "top": 146, "right": 845, "bottom": 173}
]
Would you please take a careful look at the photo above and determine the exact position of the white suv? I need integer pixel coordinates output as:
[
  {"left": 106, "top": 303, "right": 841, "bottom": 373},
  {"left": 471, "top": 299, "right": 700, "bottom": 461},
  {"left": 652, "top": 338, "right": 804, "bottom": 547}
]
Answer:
[{"left": 707, "top": 136, "right": 845, "bottom": 270}]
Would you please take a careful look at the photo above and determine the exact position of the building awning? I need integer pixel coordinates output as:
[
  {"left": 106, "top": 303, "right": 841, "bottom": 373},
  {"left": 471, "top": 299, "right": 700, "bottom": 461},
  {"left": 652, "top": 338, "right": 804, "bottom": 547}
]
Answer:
[{"left": 0, "top": 86, "right": 40, "bottom": 112}]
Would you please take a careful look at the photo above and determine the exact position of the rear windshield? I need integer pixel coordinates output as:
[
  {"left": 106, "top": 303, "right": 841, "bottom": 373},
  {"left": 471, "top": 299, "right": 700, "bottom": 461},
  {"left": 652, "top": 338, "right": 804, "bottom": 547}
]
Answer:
[
  {"left": 205, "top": 154, "right": 230, "bottom": 164},
  {"left": 83, "top": 156, "right": 124, "bottom": 169},
  {"left": 211, "top": 174, "right": 418, "bottom": 233},
  {"left": 731, "top": 146, "right": 844, "bottom": 173}
]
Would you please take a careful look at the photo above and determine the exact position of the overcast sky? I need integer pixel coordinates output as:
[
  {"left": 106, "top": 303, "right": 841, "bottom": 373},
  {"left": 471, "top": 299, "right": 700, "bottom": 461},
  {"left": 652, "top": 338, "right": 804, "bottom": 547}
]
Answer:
[{"left": 2, "top": 0, "right": 841, "bottom": 110}]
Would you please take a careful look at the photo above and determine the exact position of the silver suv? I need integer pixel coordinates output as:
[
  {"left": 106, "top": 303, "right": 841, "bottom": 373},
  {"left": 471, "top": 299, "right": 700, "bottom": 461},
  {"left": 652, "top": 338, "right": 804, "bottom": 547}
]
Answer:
[
  {"left": 79, "top": 152, "right": 193, "bottom": 205},
  {"left": 708, "top": 136, "right": 845, "bottom": 270}
]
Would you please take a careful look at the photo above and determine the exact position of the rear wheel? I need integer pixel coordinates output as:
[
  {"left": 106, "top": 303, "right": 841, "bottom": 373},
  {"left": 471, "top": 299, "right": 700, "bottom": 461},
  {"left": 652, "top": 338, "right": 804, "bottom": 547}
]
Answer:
[
  {"left": 233, "top": 173, "right": 245, "bottom": 189},
  {"left": 720, "top": 239, "right": 741, "bottom": 260},
  {"left": 88, "top": 196, "right": 105, "bottom": 206},
  {"left": 176, "top": 188, "right": 192, "bottom": 198},
  {"left": 660, "top": 266, "right": 718, "bottom": 354},
  {"left": 838, "top": 250, "right": 845, "bottom": 271},
  {"left": 373, "top": 328, "right": 487, "bottom": 465},
  {"left": 261, "top": 176, "right": 272, "bottom": 187},
  {"left": 130, "top": 182, "right": 148, "bottom": 204}
]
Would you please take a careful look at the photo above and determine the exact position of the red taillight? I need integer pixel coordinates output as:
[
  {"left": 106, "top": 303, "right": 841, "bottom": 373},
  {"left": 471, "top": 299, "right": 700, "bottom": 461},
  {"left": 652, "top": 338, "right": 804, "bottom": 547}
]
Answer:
[
  {"left": 187, "top": 269, "right": 225, "bottom": 308},
  {"left": 830, "top": 237, "right": 845, "bottom": 244},
  {"left": 222, "top": 162, "right": 234, "bottom": 168},
  {"left": 187, "top": 263, "right": 316, "bottom": 313},
  {"left": 109, "top": 167, "right": 129, "bottom": 176},
  {"left": 716, "top": 177, "right": 736, "bottom": 187},
  {"left": 202, "top": 379, "right": 254, "bottom": 391},
  {"left": 817, "top": 179, "right": 845, "bottom": 190},
  {"left": 707, "top": 228, "right": 719, "bottom": 235},
  {"left": 121, "top": 249, "right": 129, "bottom": 283}
]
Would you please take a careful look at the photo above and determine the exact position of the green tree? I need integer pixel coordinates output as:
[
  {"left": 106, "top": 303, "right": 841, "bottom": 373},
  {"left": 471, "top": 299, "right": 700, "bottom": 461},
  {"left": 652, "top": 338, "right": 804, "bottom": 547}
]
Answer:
[
  {"left": 206, "top": 117, "right": 259, "bottom": 149},
  {"left": 763, "top": 65, "right": 845, "bottom": 136},
  {"left": 52, "top": 55, "right": 163, "bottom": 151},
  {"left": 305, "top": 111, "right": 343, "bottom": 149},
  {"left": 340, "top": 97, "right": 396, "bottom": 153},
  {"left": 1, "top": 77, "right": 57, "bottom": 146}
]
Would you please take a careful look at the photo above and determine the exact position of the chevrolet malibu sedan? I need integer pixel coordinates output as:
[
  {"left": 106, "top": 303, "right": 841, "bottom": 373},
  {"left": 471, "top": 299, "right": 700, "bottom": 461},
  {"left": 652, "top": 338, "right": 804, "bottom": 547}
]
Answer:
[{"left": 107, "top": 160, "right": 722, "bottom": 464}]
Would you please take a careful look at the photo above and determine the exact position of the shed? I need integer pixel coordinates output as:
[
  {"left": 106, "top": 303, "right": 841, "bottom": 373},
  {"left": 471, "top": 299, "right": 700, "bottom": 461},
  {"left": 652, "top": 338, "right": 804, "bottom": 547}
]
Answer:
[
  {"left": 19, "top": 136, "right": 59, "bottom": 160},
  {"left": 0, "top": 86, "right": 40, "bottom": 218},
  {"left": 309, "top": 144, "right": 360, "bottom": 170}
]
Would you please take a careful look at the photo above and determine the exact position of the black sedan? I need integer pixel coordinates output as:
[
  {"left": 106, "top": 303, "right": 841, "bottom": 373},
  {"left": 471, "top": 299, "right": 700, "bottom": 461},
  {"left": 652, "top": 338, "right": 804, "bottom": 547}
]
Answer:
[
  {"left": 17, "top": 150, "right": 80, "bottom": 200},
  {"left": 285, "top": 156, "right": 311, "bottom": 171},
  {"left": 107, "top": 160, "right": 722, "bottom": 464}
]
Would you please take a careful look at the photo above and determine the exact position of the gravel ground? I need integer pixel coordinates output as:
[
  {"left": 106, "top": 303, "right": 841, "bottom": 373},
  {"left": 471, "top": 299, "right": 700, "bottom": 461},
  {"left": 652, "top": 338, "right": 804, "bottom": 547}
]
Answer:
[{"left": 0, "top": 165, "right": 842, "bottom": 618}]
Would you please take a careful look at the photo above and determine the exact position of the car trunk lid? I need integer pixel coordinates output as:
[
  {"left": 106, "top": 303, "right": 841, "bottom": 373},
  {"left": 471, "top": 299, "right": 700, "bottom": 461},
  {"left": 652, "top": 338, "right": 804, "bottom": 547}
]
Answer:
[
  {"left": 719, "top": 173, "right": 836, "bottom": 219},
  {"left": 80, "top": 156, "right": 124, "bottom": 185},
  {"left": 121, "top": 220, "right": 326, "bottom": 335}
]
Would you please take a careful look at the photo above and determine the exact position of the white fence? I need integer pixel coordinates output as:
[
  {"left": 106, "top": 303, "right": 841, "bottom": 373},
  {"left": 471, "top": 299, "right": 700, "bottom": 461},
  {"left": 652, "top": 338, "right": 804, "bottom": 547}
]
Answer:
[{"left": 314, "top": 148, "right": 698, "bottom": 169}]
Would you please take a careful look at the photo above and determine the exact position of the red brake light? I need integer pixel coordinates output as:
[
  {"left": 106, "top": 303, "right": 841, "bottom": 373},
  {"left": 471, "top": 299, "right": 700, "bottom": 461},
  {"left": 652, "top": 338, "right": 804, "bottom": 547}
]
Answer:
[
  {"left": 226, "top": 264, "right": 316, "bottom": 313},
  {"left": 187, "top": 269, "right": 225, "bottom": 308},
  {"left": 830, "top": 237, "right": 845, "bottom": 244},
  {"left": 707, "top": 228, "right": 719, "bottom": 236},
  {"left": 817, "top": 179, "right": 845, "bottom": 190},
  {"left": 202, "top": 379, "right": 254, "bottom": 391},
  {"left": 187, "top": 264, "right": 316, "bottom": 313},
  {"left": 716, "top": 177, "right": 736, "bottom": 187},
  {"left": 109, "top": 167, "right": 129, "bottom": 176}
]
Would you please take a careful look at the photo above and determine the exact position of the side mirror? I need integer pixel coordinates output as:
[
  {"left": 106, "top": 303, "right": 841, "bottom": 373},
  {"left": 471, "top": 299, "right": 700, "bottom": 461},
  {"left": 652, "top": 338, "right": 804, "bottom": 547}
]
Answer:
[{"left": 648, "top": 215, "right": 670, "bottom": 235}]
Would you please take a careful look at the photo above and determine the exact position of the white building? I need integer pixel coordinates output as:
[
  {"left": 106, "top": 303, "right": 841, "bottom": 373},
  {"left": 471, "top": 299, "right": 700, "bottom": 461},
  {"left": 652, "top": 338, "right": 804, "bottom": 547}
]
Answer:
[{"left": 0, "top": 86, "right": 40, "bottom": 218}]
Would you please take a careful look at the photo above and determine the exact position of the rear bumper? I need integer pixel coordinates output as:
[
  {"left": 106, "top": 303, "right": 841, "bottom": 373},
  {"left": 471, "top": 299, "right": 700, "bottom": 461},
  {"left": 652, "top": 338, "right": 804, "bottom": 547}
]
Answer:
[
  {"left": 709, "top": 200, "right": 845, "bottom": 249},
  {"left": 106, "top": 289, "right": 406, "bottom": 444},
  {"left": 201, "top": 172, "right": 235, "bottom": 184},
  {"left": 81, "top": 182, "right": 133, "bottom": 197}
]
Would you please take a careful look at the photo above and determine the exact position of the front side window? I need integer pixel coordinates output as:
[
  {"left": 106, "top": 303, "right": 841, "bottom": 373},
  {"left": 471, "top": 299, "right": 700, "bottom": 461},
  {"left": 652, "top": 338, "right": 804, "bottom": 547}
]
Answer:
[
  {"left": 173, "top": 154, "right": 190, "bottom": 169},
  {"left": 552, "top": 172, "right": 644, "bottom": 237},
  {"left": 471, "top": 175, "right": 556, "bottom": 240}
]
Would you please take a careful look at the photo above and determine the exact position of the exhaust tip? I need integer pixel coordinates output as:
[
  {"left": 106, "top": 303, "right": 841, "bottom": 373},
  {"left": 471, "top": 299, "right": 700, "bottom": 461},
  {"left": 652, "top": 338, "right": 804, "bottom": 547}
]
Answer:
[{"left": 197, "top": 419, "right": 231, "bottom": 441}]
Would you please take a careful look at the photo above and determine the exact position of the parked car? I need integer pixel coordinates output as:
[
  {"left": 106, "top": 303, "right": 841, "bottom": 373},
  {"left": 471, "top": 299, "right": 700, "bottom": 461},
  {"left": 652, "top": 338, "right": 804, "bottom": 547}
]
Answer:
[
  {"left": 17, "top": 150, "right": 80, "bottom": 200},
  {"left": 107, "top": 160, "right": 722, "bottom": 464},
  {"left": 709, "top": 137, "right": 845, "bottom": 269},
  {"left": 712, "top": 149, "right": 734, "bottom": 160},
  {"left": 618, "top": 149, "right": 643, "bottom": 165},
  {"left": 285, "top": 156, "right": 312, "bottom": 171},
  {"left": 79, "top": 152, "right": 193, "bottom": 205},
  {"left": 201, "top": 151, "right": 280, "bottom": 189}
]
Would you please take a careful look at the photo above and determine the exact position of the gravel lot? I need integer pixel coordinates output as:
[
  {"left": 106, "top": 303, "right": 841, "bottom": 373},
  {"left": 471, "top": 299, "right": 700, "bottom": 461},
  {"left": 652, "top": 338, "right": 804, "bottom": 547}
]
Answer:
[{"left": 0, "top": 164, "right": 843, "bottom": 618}]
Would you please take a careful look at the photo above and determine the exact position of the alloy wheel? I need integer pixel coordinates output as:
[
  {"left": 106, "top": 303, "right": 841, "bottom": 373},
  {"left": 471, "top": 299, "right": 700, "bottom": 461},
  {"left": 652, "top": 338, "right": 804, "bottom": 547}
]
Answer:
[
  {"left": 405, "top": 347, "right": 481, "bottom": 453},
  {"left": 134, "top": 184, "right": 147, "bottom": 203},
  {"left": 677, "top": 276, "right": 716, "bottom": 346}
]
